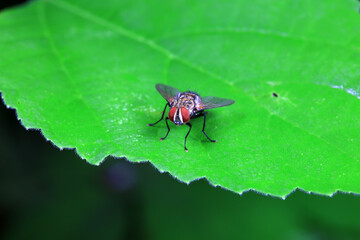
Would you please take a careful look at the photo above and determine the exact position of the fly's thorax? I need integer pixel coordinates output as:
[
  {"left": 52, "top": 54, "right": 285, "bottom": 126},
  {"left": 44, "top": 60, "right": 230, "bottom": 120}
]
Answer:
[{"left": 171, "top": 92, "right": 201, "bottom": 116}]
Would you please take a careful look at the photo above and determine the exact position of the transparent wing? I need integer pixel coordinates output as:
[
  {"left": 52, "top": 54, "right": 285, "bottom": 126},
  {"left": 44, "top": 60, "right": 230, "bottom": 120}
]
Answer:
[
  {"left": 155, "top": 84, "right": 180, "bottom": 103},
  {"left": 199, "top": 96, "right": 235, "bottom": 110}
]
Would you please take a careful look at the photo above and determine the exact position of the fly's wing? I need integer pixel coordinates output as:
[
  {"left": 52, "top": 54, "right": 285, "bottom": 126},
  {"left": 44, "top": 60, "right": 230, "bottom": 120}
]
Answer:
[
  {"left": 199, "top": 96, "right": 235, "bottom": 110},
  {"left": 155, "top": 84, "right": 180, "bottom": 103}
]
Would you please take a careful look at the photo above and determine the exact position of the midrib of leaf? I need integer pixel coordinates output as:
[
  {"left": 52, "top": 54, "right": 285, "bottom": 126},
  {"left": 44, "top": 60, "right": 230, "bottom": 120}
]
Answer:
[{"left": 44, "top": 0, "right": 357, "bottom": 162}]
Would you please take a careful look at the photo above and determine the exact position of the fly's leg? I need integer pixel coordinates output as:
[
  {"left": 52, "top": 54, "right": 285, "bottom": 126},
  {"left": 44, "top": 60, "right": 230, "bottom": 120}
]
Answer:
[
  {"left": 201, "top": 112, "right": 217, "bottom": 143},
  {"left": 160, "top": 117, "right": 171, "bottom": 141},
  {"left": 148, "top": 103, "right": 168, "bottom": 126},
  {"left": 184, "top": 122, "right": 192, "bottom": 152}
]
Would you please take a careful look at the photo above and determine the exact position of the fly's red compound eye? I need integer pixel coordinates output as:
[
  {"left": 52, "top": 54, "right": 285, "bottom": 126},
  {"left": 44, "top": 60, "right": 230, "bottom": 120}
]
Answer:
[
  {"left": 181, "top": 107, "right": 190, "bottom": 123},
  {"left": 169, "top": 107, "right": 176, "bottom": 122}
]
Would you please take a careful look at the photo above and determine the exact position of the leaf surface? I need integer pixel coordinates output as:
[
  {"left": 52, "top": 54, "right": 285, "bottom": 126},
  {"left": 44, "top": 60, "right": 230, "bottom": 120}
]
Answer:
[{"left": 1, "top": 0, "right": 360, "bottom": 197}]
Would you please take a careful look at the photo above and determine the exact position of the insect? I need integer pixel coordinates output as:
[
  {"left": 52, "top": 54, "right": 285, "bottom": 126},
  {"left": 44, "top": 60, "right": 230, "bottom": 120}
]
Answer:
[{"left": 148, "top": 83, "right": 235, "bottom": 152}]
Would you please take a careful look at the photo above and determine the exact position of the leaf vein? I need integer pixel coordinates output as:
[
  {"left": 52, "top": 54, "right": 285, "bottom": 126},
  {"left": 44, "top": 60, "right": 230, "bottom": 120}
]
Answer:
[{"left": 154, "top": 28, "right": 360, "bottom": 53}]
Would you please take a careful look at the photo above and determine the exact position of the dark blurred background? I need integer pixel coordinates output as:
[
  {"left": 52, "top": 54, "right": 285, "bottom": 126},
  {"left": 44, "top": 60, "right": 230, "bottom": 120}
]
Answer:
[
  {"left": 2, "top": 1, "right": 360, "bottom": 239},
  {"left": 0, "top": 0, "right": 29, "bottom": 11}
]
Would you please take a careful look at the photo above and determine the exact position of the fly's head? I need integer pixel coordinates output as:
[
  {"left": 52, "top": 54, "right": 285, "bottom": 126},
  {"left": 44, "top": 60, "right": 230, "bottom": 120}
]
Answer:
[{"left": 169, "top": 107, "right": 190, "bottom": 125}]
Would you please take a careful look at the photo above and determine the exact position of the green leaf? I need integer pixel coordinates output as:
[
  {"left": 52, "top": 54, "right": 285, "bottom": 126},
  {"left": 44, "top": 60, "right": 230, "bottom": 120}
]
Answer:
[{"left": 1, "top": 0, "right": 360, "bottom": 197}]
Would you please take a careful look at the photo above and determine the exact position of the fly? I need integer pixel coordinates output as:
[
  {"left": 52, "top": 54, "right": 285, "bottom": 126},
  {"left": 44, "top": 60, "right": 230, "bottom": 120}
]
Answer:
[{"left": 148, "top": 83, "right": 235, "bottom": 152}]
